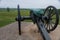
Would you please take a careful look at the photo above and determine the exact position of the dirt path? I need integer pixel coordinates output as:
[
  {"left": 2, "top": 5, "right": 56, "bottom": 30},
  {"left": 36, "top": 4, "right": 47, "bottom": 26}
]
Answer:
[{"left": 0, "top": 22, "right": 60, "bottom": 40}]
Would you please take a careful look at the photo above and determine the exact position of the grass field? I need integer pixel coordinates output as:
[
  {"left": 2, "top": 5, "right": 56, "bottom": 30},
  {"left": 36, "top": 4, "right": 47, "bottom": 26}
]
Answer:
[
  {"left": 0, "top": 8, "right": 30, "bottom": 27},
  {"left": 0, "top": 8, "right": 60, "bottom": 27}
]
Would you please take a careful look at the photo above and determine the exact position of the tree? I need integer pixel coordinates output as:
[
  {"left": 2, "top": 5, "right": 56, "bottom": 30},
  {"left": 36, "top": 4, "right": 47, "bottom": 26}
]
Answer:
[{"left": 7, "top": 7, "right": 10, "bottom": 12}]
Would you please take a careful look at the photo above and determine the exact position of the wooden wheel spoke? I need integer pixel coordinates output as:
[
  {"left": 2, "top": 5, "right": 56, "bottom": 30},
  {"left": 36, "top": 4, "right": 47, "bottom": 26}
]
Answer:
[
  {"left": 49, "top": 21, "right": 53, "bottom": 29},
  {"left": 49, "top": 8, "right": 55, "bottom": 17},
  {"left": 51, "top": 10, "right": 56, "bottom": 17},
  {"left": 51, "top": 9, "right": 54, "bottom": 13},
  {"left": 49, "top": 8, "right": 53, "bottom": 13},
  {"left": 48, "top": 24, "right": 50, "bottom": 30},
  {"left": 46, "top": 24, "right": 49, "bottom": 30}
]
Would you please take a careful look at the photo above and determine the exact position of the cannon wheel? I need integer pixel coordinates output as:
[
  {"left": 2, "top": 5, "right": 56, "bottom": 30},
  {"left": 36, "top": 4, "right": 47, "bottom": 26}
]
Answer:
[{"left": 44, "top": 6, "right": 59, "bottom": 32}]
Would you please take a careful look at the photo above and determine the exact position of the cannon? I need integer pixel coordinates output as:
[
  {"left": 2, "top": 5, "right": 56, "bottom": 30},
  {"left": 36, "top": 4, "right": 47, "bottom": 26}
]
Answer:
[{"left": 15, "top": 5, "right": 59, "bottom": 40}]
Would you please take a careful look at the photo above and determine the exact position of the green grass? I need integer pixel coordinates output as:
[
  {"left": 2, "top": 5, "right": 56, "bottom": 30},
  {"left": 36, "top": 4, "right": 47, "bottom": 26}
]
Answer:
[{"left": 0, "top": 9, "right": 30, "bottom": 27}]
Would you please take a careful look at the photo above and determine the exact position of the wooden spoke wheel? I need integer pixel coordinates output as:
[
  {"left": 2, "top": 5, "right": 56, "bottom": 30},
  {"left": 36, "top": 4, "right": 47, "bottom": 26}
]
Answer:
[{"left": 44, "top": 6, "right": 59, "bottom": 32}]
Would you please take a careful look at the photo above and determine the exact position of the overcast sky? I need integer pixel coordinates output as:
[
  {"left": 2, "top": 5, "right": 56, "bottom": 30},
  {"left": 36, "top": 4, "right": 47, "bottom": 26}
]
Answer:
[{"left": 0, "top": 0, "right": 60, "bottom": 9}]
